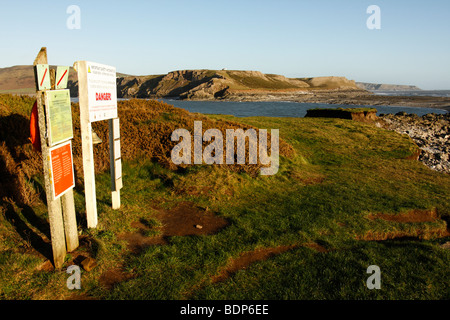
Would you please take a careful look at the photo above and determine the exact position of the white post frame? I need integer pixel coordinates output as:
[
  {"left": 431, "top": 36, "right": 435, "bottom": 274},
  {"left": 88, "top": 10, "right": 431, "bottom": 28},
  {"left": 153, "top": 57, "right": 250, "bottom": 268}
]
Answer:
[
  {"left": 74, "top": 61, "right": 98, "bottom": 228},
  {"left": 109, "top": 118, "right": 122, "bottom": 209},
  {"left": 74, "top": 60, "right": 121, "bottom": 228}
]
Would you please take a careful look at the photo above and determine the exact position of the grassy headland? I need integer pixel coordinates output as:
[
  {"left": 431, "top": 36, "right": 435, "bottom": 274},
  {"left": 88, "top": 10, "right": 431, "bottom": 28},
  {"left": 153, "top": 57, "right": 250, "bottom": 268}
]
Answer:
[{"left": 0, "top": 94, "right": 448, "bottom": 300}]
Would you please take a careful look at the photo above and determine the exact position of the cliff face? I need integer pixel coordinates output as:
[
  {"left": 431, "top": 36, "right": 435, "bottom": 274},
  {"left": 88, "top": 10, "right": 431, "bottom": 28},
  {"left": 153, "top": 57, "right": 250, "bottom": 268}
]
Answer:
[
  {"left": 301, "top": 76, "right": 360, "bottom": 90},
  {"left": 116, "top": 70, "right": 364, "bottom": 100},
  {"left": 116, "top": 70, "right": 229, "bottom": 99}
]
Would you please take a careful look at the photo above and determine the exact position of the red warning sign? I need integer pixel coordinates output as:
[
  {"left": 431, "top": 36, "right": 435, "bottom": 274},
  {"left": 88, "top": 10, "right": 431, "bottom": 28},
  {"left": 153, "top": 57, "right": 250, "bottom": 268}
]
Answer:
[
  {"left": 49, "top": 141, "right": 75, "bottom": 199},
  {"left": 40, "top": 68, "right": 48, "bottom": 87},
  {"left": 35, "top": 64, "right": 51, "bottom": 90},
  {"left": 57, "top": 70, "right": 67, "bottom": 86},
  {"left": 55, "top": 66, "right": 70, "bottom": 89}
]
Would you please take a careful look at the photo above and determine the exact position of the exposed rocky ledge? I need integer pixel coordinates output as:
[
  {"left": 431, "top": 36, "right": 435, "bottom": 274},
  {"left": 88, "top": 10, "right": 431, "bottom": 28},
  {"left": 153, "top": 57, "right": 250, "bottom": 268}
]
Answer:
[
  {"left": 288, "top": 91, "right": 450, "bottom": 112},
  {"left": 217, "top": 89, "right": 450, "bottom": 112},
  {"left": 379, "top": 113, "right": 450, "bottom": 173}
]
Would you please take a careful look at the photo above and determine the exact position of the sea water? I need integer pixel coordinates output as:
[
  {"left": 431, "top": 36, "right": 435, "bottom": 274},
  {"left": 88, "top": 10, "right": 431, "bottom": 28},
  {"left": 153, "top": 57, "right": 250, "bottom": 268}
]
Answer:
[
  {"left": 161, "top": 99, "right": 447, "bottom": 118},
  {"left": 70, "top": 98, "right": 448, "bottom": 118}
]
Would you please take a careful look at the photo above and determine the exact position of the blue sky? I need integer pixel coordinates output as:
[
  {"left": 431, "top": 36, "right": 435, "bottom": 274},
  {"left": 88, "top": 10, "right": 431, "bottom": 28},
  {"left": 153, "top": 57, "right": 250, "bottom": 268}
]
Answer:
[{"left": 1, "top": 0, "right": 449, "bottom": 89}]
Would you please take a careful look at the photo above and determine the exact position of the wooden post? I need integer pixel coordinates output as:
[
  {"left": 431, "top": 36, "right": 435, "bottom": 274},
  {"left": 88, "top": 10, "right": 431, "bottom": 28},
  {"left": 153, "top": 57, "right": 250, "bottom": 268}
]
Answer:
[
  {"left": 33, "top": 47, "right": 79, "bottom": 268},
  {"left": 61, "top": 190, "right": 79, "bottom": 252},
  {"left": 35, "top": 90, "right": 66, "bottom": 269}
]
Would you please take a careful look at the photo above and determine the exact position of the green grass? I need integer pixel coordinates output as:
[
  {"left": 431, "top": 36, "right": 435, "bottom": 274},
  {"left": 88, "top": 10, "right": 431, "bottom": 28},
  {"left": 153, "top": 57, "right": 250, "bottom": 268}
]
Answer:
[
  {"left": 192, "top": 240, "right": 450, "bottom": 300},
  {"left": 100, "top": 115, "right": 448, "bottom": 300},
  {"left": 0, "top": 98, "right": 449, "bottom": 300},
  {"left": 224, "top": 71, "right": 303, "bottom": 90},
  {"left": 98, "top": 116, "right": 449, "bottom": 299}
]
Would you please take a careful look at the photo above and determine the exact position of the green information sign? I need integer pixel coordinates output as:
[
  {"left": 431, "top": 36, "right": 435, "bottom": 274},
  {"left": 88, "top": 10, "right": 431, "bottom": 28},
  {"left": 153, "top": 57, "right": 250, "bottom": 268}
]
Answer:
[{"left": 45, "top": 89, "right": 73, "bottom": 146}]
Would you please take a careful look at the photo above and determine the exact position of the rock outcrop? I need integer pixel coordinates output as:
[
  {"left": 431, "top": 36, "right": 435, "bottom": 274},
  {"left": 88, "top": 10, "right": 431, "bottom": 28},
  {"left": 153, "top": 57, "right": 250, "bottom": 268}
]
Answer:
[
  {"left": 380, "top": 113, "right": 450, "bottom": 173},
  {"left": 115, "top": 70, "right": 364, "bottom": 100},
  {"left": 303, "top": 76, "right": 360, "bottom": 90}
]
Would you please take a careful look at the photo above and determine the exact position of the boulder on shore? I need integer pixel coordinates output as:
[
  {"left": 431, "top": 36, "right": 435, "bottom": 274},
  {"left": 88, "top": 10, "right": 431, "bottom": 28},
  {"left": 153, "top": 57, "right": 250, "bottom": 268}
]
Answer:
[
  {"left": 380, "top": 113, "right": 450, "bottom": 173},
  {"left": 305, "top": 107, "right": 378, "bottom": 123}
]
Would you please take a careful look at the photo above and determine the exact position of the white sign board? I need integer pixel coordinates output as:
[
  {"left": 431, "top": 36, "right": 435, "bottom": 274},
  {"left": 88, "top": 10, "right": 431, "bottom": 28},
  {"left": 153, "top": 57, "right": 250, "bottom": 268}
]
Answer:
[
  {"left": 74, "top": 60, "right": 122, "bottom": 227},
  {"left": 45, "top": 89, "right": 73, "bottom": 146},
  {"left": 83, "top": 61, "right": 118, "bottom": 122}
]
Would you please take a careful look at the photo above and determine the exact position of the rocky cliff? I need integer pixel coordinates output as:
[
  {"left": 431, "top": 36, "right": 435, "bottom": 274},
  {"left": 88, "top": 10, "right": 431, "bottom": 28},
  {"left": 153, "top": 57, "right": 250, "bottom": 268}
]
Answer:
[{"left": 115, "top": 70, "right": 364, "bottom": 100}]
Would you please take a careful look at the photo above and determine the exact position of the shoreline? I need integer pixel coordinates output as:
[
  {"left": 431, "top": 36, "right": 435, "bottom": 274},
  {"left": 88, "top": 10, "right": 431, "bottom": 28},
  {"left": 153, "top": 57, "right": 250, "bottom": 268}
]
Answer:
[
  {"left": 5, "top": 91, "right": 450, "bottom": 113},
  {"left": 379, "top": 113, "right": 450, "bottom": 174},
  {"left": 214, "top": 91, "right": 450, "bottom": 112}
]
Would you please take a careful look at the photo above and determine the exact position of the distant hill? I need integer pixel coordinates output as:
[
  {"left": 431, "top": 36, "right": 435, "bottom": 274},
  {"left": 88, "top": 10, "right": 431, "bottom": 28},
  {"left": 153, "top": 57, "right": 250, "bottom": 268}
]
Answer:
[
  {"left": 356, "top": 82, "right": 422, "bottom": 91},
  {"left": 0, "top": 65, "right": 365, "bottom": 99},
  {"left": 0, "top": 65, "right": 130, "bottom": 95},
  {"left": 0, "top": 65, "right": 47, "bottom": 94},
  {"left": 114, "top": 70, "right": 364, "bottom": 100}
]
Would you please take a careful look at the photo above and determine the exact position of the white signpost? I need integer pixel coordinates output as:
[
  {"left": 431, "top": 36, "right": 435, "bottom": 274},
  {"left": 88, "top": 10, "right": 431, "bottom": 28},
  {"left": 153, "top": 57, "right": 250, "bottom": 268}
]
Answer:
[
  {"left": 74, "top": 60, "right": 122, "bottom": 228},
  {"left": 109, "top": 118, "right": 122, "bottom": 209}
]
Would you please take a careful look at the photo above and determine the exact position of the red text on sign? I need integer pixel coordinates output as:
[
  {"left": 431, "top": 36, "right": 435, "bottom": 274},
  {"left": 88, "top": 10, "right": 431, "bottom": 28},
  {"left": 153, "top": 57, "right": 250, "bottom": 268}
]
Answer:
[{"left": 96, "top": 93, "right": 111, "bottom": 101}]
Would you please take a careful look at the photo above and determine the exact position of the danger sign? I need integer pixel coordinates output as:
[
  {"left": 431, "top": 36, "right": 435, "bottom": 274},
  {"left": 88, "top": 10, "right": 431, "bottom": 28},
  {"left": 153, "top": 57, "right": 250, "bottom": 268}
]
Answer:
[
  {"left": 83, "top": 61, "right": 118, "bottom": 122},
  {"left": 49, "top": 141, "right": 75, "bottom": 200},
  {"left": 74, "top": 60, "right": 122, "bottom": 228}
]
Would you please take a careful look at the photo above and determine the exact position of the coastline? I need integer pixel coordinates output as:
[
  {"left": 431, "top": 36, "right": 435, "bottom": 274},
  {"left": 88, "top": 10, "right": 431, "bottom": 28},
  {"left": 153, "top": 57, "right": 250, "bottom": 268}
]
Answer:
[
  {"left": 216, "top": 90, "right": 450, "bottom": 112},
  {"left": 379, "top": 113, "right": 450, "bottom": 174},
  {"left": 9, "top": 90, "right": 450, "bottom": 113}
]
